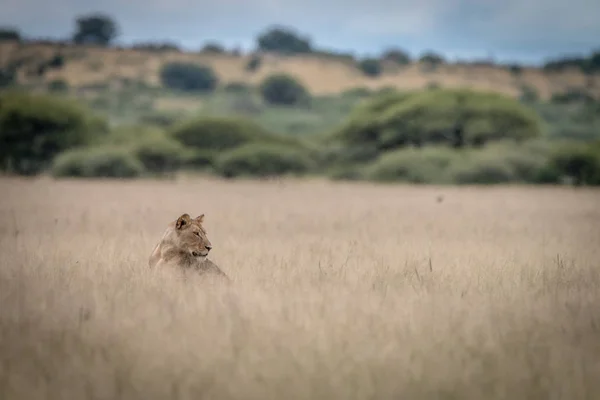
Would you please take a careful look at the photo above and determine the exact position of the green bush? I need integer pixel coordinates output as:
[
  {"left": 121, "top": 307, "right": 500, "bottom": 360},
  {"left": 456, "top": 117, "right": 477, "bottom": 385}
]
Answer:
[
  {"left": 544, "top": 144, "right": 600, "bottom": 185},
  {"left": 357, "top": 140, "right": 560, "bottom": 185},
  {"left": 47, "top": 53, "right": 66, "bottom": 69},
  {"left": 508, "top": 64, "right": 523, "bottom": 76},
  {"left": 223, "top": 82, "right": 252, "bottom": 93},
  {"left": 130, "top": 136, "right": 186, "bottom": 174},
  {"left": 96, "top": 124, "right": 166, "bottom": 146},
  {"left": 341, "top": 87, "right": 372, "bottom": 98},
  {"left": 363, "top": 147, "right": 458, "bottom": 183},
  {"left": 214, "top": 143, "right": 314, "bottom": 178},
  {"left": 448, "top": 154, "right": 518, "bottom": 184},
  {"left": 259, "top": 74, "right": 309, "bottom": 106},
  {"left": 180, "top": 149, "right": 215, "bottom": 169},
  {"left": 0, "top": 68, "right": 16, "bottom": 88},
  {"left": 137, "top": 111, "right": 180, "bottom": 128},
  {"left": 47, "top": 79, "right": 69, "bottom": 93},
  {"left": 331, "top": 88, "right": 543, "bottom": 151},
  {"left": 169, "top": 116, "right": 295, "bottom": 151},
  {"left": 519, "top": 85, "right": 539, "bottom": 103},
  {"left": 467, "top": 140, "right": 551, "bottom": 183},
  {"left": 0, "top": 91, "right": 106, "bottom": 175},
  {"left": 245, "top": 55, "right": 262, "bottom": 72},
  {"left": 159, "top": 62, "right": 218, "bottom": 93},
  {"left": 51, "top": 147, "right": 144, "bottom": 178},
  {"left": 326, "top": 165, "right": 365, "bottom": 181},
  {"left": 317, "top": 143, "right": 380, "bottom": 168},
  {"left": 357, "top": 58, "right": 382, "bottom": 77}
]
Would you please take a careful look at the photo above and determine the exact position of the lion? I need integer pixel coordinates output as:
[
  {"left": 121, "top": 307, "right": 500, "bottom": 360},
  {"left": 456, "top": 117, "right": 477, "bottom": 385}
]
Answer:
[{"left": 149, "top": 213, "right": 229, "bottom": 281}]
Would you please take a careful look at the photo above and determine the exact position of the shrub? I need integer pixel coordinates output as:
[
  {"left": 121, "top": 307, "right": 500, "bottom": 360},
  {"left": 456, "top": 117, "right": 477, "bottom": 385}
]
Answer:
[
  {"left": 96, "top": 124, "right": 165, "bottom": 146},
  {"left": 0, "top": 91, "right": 106, "bottom": 175},
  {"left": 130, "top": 136, "right": 186, "bottom": 174},
  {"left": 47, "top": 53, "right": 66, "bottom": 69},
  {"left": 245, "top": 55, "right": 262, "bottom": 72},
  {"left": 341, "top": 87, "right": 372, "bottom": 98},
  {"left": 132, "top": 42, "right": 180, "bottom": 52},
  {"left": 0, "top": 68, "right": 16, "bottom": 88},
  {"left": 331, "top": 88, "right": 543, "bottom": 151},
  {"left": 180, "top": 149, "right": 215, "bottom": 169},
  {"left": 51, "top": 147, "right": 144, "bottom": 178},
  {"left": 317, "top": 143, "right": 380, "bottom": 168},
  {"left": 223, "top": 82, "right": 252, "bottom": 93},
  {"left": 137, "top": 111, "right": 180, "bottom": 128},
  {"left": 47, "top": 79, "right": 69, "bottom": 93},
  {"left": 169, "top": 116, "right": 285, "bottom": 151},
  {"left": 95, "top": 124, "right": 187, "bottom": 174},
  {"left": 551, "top": 89, "right": 595, "bottom": 105},
  {"left": 214, "top": 143, "right": 314, "bottom": 178},
  {"left": 448, "top": 155, "right": 517, "bottom": 184},
  {"left": 544, "top": 144, "right": 600, "bottom": 185},
  {"left": 508, "top": 64, "right": 523, "bottom": 76},
  {"left": 445, "top": 141, "right": 557, "bottom": 184},
  {"left": 363, "top": 147, "right": 458, "bottom": 183},
  {"left": 327, "top": 165, "right": 365, "bottom": 181},
  {"left": 357, "top": 58, "right": 382, "bottom": 77},
  {"left": 259, "top": 74, "right": 309, "bottom": 106},
  {"left": 159, "top": 62, "right": 218, "bottom": 93},
  {"left": 519, "top": 85, "right": 539, "bottom": 103}
]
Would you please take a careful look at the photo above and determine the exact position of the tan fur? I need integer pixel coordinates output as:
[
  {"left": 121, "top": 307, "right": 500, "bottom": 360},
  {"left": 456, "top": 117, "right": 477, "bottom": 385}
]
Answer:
[{"left": 149, "top": 213, "right": 229, "bottom": 281}]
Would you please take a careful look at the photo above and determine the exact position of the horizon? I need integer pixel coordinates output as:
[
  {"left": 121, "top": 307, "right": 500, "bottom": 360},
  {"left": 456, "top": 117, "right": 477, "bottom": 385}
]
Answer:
[{"left": 2, "top": 0, "right": 599, "bottom": 66}]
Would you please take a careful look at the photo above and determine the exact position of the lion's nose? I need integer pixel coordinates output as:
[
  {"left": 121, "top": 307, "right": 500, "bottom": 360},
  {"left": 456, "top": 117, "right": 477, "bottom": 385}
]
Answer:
[{"left": 205, "top": 245, "right": 212, "bottom": 251}]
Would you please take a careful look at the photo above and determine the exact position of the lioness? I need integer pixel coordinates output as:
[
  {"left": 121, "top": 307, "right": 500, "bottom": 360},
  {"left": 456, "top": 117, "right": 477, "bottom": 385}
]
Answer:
[{"left": 149, "top": 213, "right": 229, "bottom": 280}]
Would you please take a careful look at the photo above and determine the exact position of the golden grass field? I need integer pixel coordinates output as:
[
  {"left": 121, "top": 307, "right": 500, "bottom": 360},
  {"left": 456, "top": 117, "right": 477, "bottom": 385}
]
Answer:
[
  {"left": 1, "top": 176, "right": 600, "bottom": 399},
  {"left": 2, "top": 41, "right": 599, "bottom": 100}
]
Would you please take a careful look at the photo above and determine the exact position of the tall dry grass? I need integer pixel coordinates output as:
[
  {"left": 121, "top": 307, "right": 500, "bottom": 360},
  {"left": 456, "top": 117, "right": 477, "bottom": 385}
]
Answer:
[{"left": 1, "top": 176, "right": 599, "bottom": 399}]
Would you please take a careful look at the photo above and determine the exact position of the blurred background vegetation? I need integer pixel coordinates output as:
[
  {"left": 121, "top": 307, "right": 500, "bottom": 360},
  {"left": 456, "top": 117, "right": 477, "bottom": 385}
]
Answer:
[{"left": 1, "top": 14, "right": 599, "bottom": 185}]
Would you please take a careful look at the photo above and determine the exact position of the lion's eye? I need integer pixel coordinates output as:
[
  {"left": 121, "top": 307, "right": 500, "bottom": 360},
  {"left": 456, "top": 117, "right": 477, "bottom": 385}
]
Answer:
[{"left": 194, "top": 232, "right": 201, "bottom": 237}]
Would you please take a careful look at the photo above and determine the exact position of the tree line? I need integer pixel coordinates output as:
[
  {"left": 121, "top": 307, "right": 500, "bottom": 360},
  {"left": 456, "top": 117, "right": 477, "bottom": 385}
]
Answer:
[{"left": 1, "top": 13, "right": 599, "bottom": 74}]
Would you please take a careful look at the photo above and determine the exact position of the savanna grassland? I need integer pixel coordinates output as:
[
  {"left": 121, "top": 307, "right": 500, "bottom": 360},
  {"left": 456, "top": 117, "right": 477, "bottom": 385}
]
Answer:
[{"left": 1, "top": 176, "right": 600, "bottom": 399}]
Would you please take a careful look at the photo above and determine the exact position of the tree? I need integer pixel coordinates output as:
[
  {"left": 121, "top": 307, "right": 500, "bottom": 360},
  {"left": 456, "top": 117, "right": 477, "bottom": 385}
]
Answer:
[
  {"left": 159, "top": 62, "right": 219, "bottom": 93},
  {"left": 72, "top": 13, "right": 119, "bottom": 46},
  {"left": 256, "top": 26, "right": 312, "bottom": 54},
  {"left": 357, "top": 58, "right": 382, "bottom": 77},
  {"left": 0, "top": 28, "right": 20, "bottom": 41},
  {"left": 0, "top": 68, "right": 16, "bottom": 88},
  {"left": 259, "top": 74, "right": 309, "bottom": 106},
  {"left": 0, "top": 92, "right": 106, "bottom": 175},
  {"left": 382, "top": 48, "right": 411, "bottom": 65},
  {"left": 331, "top": 88, "right": 543, "bottom": 151}
]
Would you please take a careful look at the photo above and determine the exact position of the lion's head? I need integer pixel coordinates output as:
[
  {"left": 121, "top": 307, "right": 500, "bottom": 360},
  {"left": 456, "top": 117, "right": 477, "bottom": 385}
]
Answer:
[{"left": 171, "top": 213, "right": 213, "bottom": 259}]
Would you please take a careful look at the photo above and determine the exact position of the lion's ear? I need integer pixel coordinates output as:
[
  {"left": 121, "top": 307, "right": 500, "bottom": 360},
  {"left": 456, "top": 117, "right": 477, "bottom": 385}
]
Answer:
[
  {"left": 176, "top": 213, "right": 192, "bottom": 229},
  {"left": 195, "top": 214, "right": 205, "bottom": 224}
]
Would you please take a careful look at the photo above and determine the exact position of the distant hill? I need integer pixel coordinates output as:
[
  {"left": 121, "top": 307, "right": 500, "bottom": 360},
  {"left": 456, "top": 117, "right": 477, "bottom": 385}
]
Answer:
[{"left": 1, "top": 40, "right": 598, "bottom": 101}]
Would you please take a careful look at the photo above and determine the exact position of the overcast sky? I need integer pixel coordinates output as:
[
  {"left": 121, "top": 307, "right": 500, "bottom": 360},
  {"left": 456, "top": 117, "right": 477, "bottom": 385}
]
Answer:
[{"left": 1, "top": 0, "right": 599, "bottom": 64}]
